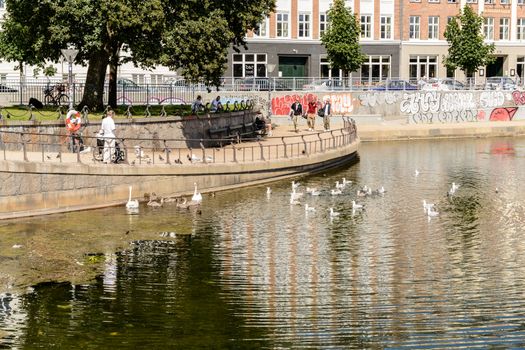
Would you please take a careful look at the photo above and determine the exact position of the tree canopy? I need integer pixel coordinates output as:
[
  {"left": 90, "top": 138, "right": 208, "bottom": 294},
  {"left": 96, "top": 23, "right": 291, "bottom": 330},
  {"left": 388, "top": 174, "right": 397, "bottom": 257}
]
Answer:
[
  {"left": 444, "top": 5, "right": 495, "bottom": 77},
  {"left": 320, "top": 0, "right": 365, "bottom": 75},
  {"left": 0, "top": 0, "right": 275, "bottom": 110}
]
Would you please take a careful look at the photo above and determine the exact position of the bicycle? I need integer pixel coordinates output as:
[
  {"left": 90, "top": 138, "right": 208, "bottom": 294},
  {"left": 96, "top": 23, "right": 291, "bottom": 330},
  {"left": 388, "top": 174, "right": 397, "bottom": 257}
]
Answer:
[{"left": 43, "top": 83, "right": 70, "bottom": 106}]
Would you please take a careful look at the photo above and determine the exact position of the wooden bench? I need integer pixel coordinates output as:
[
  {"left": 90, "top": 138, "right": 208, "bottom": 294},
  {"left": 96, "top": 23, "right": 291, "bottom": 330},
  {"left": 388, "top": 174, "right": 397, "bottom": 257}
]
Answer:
[
  {"left": 228, "top": 124, "right": 244, "bottom": 139},
  {"left": 240, "top": 122, "right": 256, "bottom": 139}
]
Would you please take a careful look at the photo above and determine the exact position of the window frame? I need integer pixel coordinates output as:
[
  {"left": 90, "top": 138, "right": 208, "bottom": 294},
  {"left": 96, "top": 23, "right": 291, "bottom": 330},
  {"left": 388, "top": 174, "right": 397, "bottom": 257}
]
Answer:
[
  {"left": 409, "top": 16, "right": 421, "bottom": 40},
  {"left": 276, "top": 12, "right": 289, "bottom": 38}
]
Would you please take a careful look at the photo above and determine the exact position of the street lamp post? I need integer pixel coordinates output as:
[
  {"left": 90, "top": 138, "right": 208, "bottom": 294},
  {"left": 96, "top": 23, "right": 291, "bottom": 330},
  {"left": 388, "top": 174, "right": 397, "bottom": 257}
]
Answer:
[
  {"left": 61, "top": 48, "right": 79, "bottom": 110},
  {"left": 267, "top": 64, "right": 276, "bottom": 117}
]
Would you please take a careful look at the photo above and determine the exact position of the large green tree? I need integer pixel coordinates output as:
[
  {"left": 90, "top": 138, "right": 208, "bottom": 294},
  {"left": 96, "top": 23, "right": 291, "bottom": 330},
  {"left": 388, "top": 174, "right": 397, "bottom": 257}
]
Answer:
[
  {"left": 444, "top": 5, "right": 495, "bottom": 77},
  {"left": 0, "top": 0, "right": 274, "bottom": 110},
  {"left": 320, "top": 0, "right": 365, "bottom": 75}
]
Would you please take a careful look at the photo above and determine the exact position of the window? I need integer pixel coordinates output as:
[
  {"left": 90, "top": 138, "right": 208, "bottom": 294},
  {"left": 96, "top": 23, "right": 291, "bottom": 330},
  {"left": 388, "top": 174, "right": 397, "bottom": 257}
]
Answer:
[
  {"left": 380, "top": 16, "right": 392, "bottom": 39},
  {"left": 428, "top": 16, "right": 439, "bottom": 39},
  {"left": 298, "top": 13, "right": 310, "bottom": 38},
  {"left": 501, "top": 0, "right": 510, "bottom": 4},
  {"left": 361, "top": 15, "right": 372, "bottom": 39},
  {"left": 254, "top": 18, "right": 268, "bottom": 37},
  {"left": 485, "top": 0, "right": 495, "bottom": 4},
  {"left": 518, "top": 56, "right": 525, "bottom": 80},
  {"left": 361, "top": 56, "right": 391, "bottom": 82},
  {"left": 131, "top": 74, "right": 145, "bottom": 84},
  {"left": 519, "top": 0, "right": 524, "bottom": 5},
  {"left": 150, "top": 74, "right": 164, "bottom": 84},
  {"left": 500, "top": 18, "right": 510, "bottom": 40},
  {"left": 518, "top": 18, "right": 525, "bottom": 40},
  {"left": 320, "top": 57, "right": 342, "bottom": 78},
  {"left": 409, "top": 56, "right": 438, "bottom": 80},
  {"left": 429, "top": 0, "right": 439, "bottom": 3},
  {"left": 319, "top": 13, "right": 330, "bottom": 36},
  {"left": 232, "top": 54, "right": 267, "bottom": 78},
  {"left": 276, "top": 12, "right": 289, "bottom": 37},
  {"left": 448, "top": 0, "right": 457, "bottom": 3},
  {"left": 484, "top": 17, "right": 494, "bottom": 40},
  {"left": 409, "top": 16, "right": 420, "bottom": 39},
  {"left": 466, "top": 0, "right": 477, "bottom": 3}
]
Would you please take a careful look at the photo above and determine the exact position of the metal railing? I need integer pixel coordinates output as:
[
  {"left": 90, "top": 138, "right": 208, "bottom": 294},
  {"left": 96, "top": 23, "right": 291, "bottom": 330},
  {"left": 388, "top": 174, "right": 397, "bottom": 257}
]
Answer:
[{"left": 0, "top": 118, "right": 357, "bottom": 165}]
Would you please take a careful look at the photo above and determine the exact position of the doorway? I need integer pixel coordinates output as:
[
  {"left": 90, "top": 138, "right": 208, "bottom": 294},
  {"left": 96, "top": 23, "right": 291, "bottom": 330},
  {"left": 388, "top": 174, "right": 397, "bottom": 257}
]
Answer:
[
  {"left": 486, "top": 56, "right": 504, "bottom": 77},
  {"left": 278, "top": 56, "right": 308, "bottom": 77}
]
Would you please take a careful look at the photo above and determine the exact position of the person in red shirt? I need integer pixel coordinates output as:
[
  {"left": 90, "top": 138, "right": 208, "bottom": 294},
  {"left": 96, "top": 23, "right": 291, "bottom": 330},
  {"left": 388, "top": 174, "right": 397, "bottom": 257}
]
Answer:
[{"left": 307, "top": 99, "right": 317, "bottom": 131}]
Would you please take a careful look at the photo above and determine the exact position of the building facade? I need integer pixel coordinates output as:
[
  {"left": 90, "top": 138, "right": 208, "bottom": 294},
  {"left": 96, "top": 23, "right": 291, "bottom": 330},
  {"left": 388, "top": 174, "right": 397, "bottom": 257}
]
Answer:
[
  {"left": 226, "top": 0, "right": 525, "bottom": 83},
  {"left": 0, "top": 0, "right": 525, "bottom": 84}
]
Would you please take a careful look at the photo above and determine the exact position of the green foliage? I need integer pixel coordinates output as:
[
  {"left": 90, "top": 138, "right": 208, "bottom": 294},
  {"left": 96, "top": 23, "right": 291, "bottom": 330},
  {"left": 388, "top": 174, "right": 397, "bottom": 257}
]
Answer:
[
  {"left": 320, "top": 0, "right": 365, "bottom": 74},
  {"left": 0, "top": 0, "right": 275, "bottom": 110},
  {"left": 444, "top": 5, "right": 495, "bottom": 76}
]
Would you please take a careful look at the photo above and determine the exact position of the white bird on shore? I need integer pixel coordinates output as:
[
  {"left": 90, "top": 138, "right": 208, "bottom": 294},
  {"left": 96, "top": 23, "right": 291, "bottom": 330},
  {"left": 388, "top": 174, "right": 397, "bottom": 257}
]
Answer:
[
  {"left": 329, "top": 208, "right": 340, "bottom": 217},
  {"left": 125, "top": 186, "right": 139, "bottom": 209},
  {"left": 192, "top": 182, "right": 203, "bottom": 202}
]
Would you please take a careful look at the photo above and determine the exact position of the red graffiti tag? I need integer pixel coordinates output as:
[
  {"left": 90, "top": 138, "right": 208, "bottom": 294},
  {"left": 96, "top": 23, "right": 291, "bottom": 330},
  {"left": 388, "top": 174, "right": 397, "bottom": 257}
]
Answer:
[
  {"left": 512, "top": 91, "right": 525, "bottom": 105},
  {"left": 489, "top": 107, "right": 517, "bottom": 121},
  {"left": 271, "top": 93, "right": 318, "bottom": 115}
]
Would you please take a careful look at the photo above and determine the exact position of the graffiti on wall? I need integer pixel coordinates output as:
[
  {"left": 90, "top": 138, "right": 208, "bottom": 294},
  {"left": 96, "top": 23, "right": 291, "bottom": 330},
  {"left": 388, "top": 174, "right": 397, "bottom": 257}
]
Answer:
[
  {"left": 358, "top": 92, "right": 402, "bottom": 107},
  {"left": 271, "top": 93, "right": 355, "bottom": 115},
  {"left": 402, "top": 91, "right": 511, "bottom": 124}
]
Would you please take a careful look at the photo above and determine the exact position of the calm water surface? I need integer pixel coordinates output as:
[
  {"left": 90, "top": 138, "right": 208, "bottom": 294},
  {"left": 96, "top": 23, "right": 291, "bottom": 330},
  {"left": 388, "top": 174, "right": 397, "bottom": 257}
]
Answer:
[{"left": 2, "top": 137, "right": 525, "bottom": 348}]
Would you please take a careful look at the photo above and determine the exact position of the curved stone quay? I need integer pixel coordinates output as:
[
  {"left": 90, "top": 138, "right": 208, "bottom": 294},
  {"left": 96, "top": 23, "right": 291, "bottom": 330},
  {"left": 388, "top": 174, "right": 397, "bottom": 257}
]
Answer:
[{"left": 0, "top": 117, "right": 359, "bottom": 219}]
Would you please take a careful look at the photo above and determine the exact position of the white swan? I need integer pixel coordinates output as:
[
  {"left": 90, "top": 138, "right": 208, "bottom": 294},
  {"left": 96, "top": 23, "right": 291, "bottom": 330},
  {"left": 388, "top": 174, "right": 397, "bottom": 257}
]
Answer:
[
  {"left": 377, "top": 186, "right": 386, "bottom": 194},
  {"left": 342, "top": 178, "right": 352, "bottom": 185},
  {"left": 291, "top": 188, "right": 304, "bottom": 200},
  {"left": 289, "top": 193, "right": 301, "bottom": 205},
  {"left": 415, "top": 169, "right": 420, "bottom": 176},
  {"left": 310, "top": 189, "right": 321, "bottom": 196},
  {"left": 266, "top": 187, "right": 272, "bottom": 195},
  {"left": 331, "top": 189, "right": 342, "bottom": 196},
  {"left": 192, "top": 182, "right": 202, "bottom": 202},
  {"left": 352, "top": 200, "right": 364, "bottom": 210},
  {"left": 422, "top": 199, "right": 435, "bottom": 212},
  {"left": 305, "top": 204, "right": 316, "bottom": 212},
  {"left": 125, "top": 186, "right": 139, "bottom": 209},
  {"left": 291, "top": 181, "right": 300, "bottom": 190},
  {"left": 335, "top": 181, "right": 345, "bottom": 189},
  {"left": 329, "top": 208, "right": 340, "bottom": 217}
]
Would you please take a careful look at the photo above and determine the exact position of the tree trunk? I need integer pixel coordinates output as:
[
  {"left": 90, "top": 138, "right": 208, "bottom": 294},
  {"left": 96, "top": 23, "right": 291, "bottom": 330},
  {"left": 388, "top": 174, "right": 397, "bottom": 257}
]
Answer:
[
  {"left": 78, "top": 50, "right": 110, "bottom": 111},
  {"left": 107, "top": 44, "right": 121, "bottom": 108}
]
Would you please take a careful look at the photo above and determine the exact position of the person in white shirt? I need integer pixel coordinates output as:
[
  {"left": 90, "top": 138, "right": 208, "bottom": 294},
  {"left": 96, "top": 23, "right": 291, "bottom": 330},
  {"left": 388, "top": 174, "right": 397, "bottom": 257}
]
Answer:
[
  {"left": 100, "top": 110, "right": 116, "bottom": 164},
  {"left": 210, "top": 96, "right": 223, "bottom": 113}
]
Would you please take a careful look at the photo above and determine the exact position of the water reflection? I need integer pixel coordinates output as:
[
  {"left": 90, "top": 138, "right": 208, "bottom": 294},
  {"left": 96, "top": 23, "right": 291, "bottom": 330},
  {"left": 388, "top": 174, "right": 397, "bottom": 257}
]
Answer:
[{"left": 1, "top": 137, "right": 525, "bottom": 347}]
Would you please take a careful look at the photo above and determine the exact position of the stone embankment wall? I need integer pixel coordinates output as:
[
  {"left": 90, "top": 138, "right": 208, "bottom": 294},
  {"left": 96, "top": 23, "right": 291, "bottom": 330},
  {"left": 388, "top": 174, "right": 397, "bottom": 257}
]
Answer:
[{"left": 0, "top": 109, "right": 256, "bottom": 151}]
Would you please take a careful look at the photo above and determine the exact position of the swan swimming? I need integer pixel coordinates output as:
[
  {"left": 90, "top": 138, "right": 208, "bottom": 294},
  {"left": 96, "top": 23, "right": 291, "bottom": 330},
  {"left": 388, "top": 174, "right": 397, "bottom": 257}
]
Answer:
[
  {"left": 352, "top": 200, "right": 364, "bottom": 210},
  {"left": 192, "top": 182, "right": 203, "bottom": 202},
  {"left": 331, "top": 189, "right": 342, "bottom": 196},
  {"left": 147, "top": 197, "right": 164, "bottom": 208},
  {"left": 329, "top": 208, "right": 340, "bottom": 217},
  {"left": 125, "top": 186, "right": 139, "bottom": 209}
]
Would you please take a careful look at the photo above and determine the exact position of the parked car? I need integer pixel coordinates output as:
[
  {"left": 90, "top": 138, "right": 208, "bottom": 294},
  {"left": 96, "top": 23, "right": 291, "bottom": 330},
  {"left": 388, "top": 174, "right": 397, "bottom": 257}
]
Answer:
[
  {"left": 236, "top": 77, "right": 290, "bottom": 91},
  {"left": 372, "top": 79, "right": 418, "bottom": 91},
  {"left": 117, "top": 78, "right": 148, "bottom": 91},
  {"left": 0, "top": 84, "right": 17, "bottom": 93},
  {"left": 422, "top": 78, "right": 465, "bottom": 91},
  {"left": 302, "top": 79, "right": 346, "bottom": 91},
  {"left": 485, "top": 76, "right": 518, "bottom": 91}
]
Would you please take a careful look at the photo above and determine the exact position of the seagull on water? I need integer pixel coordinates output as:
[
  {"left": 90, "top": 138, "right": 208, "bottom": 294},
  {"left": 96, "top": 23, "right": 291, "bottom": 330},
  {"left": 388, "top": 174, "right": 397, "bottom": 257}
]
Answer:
[
  {"left": 422, "top": 200, "right": 435, "bottom": 212},
  {"left": 292, "top": 181, "right": 300, "bottom": 190},
  {"left": 352, "top": 200, "right": 364, "bottom": 210},
  {"left": 415, "top": 169, "right": 420, "bottom": 177},
  {"left": 331, "top": 189, "right": 342, "bottom": 196}
]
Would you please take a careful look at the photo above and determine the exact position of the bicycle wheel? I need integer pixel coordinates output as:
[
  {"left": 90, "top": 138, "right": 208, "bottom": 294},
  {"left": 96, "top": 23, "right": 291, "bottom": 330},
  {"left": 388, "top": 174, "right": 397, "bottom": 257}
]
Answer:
[
  {"left": 44, "top": 95, "right": 54, "bottom": 106},
  {"left": 58, "top": 94, "right": 70, "bottom": 106}
]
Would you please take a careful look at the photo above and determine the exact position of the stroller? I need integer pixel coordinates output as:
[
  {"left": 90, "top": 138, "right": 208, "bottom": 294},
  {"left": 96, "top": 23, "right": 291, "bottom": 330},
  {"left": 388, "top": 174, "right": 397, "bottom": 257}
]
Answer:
[{"left": 95, "top": 137, "right": 125, "bottom": 164}]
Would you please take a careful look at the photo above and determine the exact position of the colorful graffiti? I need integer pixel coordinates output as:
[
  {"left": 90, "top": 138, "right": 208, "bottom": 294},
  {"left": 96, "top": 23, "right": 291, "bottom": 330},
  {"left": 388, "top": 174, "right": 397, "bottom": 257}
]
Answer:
[
  {"left": 358, "top": 92, "right": 402, "bottom": 107},
  {"left": 477, "top": 107, "right": 518, "bottom": 121},
  {"left": 271, "top": 93, "right": 355, "bottom": 115}
]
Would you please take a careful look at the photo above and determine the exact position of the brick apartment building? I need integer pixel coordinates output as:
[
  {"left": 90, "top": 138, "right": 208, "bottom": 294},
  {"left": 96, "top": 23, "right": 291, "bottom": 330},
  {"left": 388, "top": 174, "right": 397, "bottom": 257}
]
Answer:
[{"left": 227, "top": 0, "right": 525, "bottom": 83}]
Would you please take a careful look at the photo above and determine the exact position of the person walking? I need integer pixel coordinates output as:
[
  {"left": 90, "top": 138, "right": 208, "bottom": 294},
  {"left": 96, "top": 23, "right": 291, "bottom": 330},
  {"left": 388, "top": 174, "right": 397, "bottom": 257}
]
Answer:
[
  {"left": 100, "top": 110, "right": 116, "bottom": 164},
  {"left": 307, "top": 99, "right": 317, "bottom": 131},
  {"left": 290, "top": 98, "right": 303, "bottom": 132},
  {"left": 321, "top": 99, "right": 332, "bottom": 131}
]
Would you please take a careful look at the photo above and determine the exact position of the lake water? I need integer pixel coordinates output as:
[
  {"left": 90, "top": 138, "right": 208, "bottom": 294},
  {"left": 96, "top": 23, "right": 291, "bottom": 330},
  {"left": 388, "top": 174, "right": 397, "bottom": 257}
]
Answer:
[{"left": 1, "top": 137, "right": 525, "bottom": 348}]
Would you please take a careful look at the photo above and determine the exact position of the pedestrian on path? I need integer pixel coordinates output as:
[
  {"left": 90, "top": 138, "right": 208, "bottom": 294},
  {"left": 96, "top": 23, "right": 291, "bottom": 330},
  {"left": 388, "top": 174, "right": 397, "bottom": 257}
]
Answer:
[
  {"left": 100, "top": 110, "right": 116, "bottom": 164},
  {"left": 290, "top": 98, "right": 303, "bottom": 132},
  {"left": 321, "top": 99, "right": 332, "bottom": 131},
  {"left": 307, "top": 99, "right": 317, "bottom": 131}
]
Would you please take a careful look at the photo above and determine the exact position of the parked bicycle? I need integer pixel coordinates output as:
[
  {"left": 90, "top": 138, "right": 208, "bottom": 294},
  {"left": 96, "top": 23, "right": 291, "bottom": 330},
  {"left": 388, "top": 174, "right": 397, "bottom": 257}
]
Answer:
[{"left": 43, "top": 83, "right": 69, "bottom": 106}]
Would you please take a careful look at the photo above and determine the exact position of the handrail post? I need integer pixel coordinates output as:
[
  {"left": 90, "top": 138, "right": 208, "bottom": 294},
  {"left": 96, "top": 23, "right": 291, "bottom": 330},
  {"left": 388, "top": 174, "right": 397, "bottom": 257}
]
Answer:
[
  {"left": 301, "top": 135, "right": 308, "bottom": 156},
  {"left": 121, "top": 139, "right": 129, "bottom": 164},
  {"left": 163, "top": 140, "right": 171, "bottom": 164},
  {"left": 330, "top": 130, "right": 335, "bottom": 149},
  {"left": 317, "top": 134, "right": 324, "bottom": 152},
  {"left": 232, "top": 144, "right": 238, "bottom": 163},
  {"left": 282, "top": 137, "right": 288, "bottom": 158},
  {"left": 258, "top": 141, "right": 265, "bottom": 161},
  {"left": 21, "top": 133, "right": 28, "bottom": 162},
  {"left": 76, "top": 142, "right": 81, "bottom": 163},
  {"left": 200, "top": 140, "right": 207, "bottom": 163}
]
